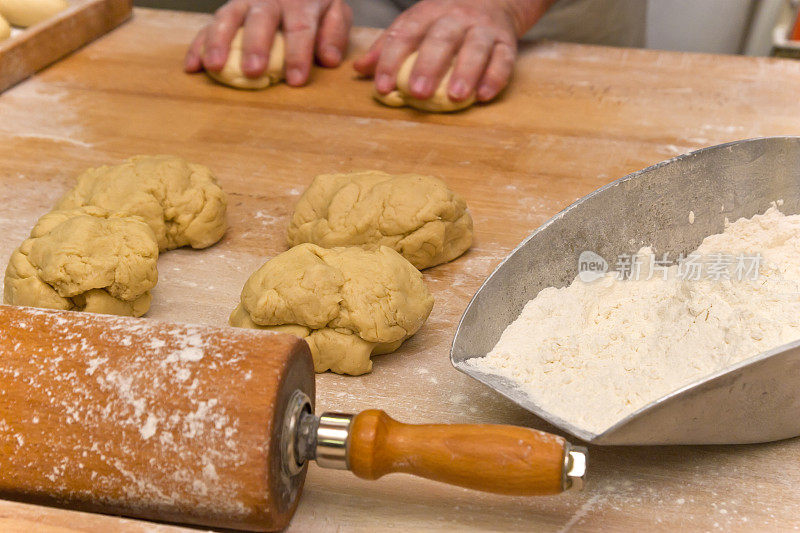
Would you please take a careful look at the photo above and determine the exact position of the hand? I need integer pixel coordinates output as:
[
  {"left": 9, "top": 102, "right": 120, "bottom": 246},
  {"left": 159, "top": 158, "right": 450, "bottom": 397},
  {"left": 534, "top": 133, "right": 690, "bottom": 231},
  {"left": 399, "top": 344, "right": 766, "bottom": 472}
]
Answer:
[
  {"left": 184, "top": 0, "right": 353, "bottom": 86},
  {"left": 353, "top": 0, "right": 553, "bottom": 102}
]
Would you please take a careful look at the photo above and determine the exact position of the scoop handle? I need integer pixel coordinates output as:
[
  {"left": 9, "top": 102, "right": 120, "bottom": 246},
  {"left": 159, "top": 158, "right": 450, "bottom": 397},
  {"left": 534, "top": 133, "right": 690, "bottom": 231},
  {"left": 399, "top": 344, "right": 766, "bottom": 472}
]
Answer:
[{"left": 345, "top": 410, "right": 586, "bottom": 495}]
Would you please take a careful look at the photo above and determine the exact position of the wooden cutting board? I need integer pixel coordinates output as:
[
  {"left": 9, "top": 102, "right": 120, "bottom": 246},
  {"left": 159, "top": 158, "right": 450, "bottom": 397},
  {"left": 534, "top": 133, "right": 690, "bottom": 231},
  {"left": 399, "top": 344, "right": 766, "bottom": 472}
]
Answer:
[
  {"left": 1, "top": 7, "right": 800, "bottom": 532},
  {"left": 0, "top": 0, "right": 132, "bottom": 93}
]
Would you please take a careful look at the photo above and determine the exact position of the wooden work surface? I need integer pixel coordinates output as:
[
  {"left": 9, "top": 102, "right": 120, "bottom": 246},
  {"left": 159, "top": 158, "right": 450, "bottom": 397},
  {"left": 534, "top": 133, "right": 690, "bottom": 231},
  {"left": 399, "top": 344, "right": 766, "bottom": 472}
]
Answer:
[{"left": 1, "top": 7, "right": 800, "bottom": 532}]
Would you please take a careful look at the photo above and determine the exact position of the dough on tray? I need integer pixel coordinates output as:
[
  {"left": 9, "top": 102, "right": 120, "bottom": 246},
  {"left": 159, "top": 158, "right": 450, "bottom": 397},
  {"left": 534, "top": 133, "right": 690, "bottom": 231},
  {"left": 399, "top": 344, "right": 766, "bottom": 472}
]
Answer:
[
  {"left": 56, "top": 155, "right": 227, "bottom": 251},
  {"left": 3, "top": 207, "right": 159, "bottom": 317},
  {"left": 0, "top": 0, "right": 68, "bottom": 28},
  {"left": 373, "top": 52, "right": 477, "bottom": 113},
  {"left": 230, "top": 243, "right": 434, "bottom": 375},
  {"left": 287, "top": 170, "right": 473, "bottom": 269},
  {"left": 205, "top": 28, "right": 285, "bottom": 90}
]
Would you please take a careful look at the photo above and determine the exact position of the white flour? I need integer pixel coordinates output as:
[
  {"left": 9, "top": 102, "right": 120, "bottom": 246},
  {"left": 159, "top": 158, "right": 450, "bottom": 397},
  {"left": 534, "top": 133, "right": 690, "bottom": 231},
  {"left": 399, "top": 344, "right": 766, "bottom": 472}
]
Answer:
[{"left": 469, "top": 206, "right": 800, "bottom": 434}]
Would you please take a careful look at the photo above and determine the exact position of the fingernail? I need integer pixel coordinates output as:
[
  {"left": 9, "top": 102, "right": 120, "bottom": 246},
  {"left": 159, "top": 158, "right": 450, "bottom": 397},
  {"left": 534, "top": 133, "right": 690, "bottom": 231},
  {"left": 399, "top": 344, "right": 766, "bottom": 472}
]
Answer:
[
  {"left": 324, "top": 46, "right": 342, "bottom": 64},
  {"left": 477, "top": 84, "right": 492, "bottom": 100},
  {"left": 411, "top": 76, "right": 430, "bottom": 97},
  {"left": 376, "top": 73, "right": 392, "bottom": 93},
  {"left": 206, "top": 49, "right": 224, "bottom": 67},
  {"left": 450, "top": 80, "right": 467, "bottom": 99},
  {"left": 287, "top": 68, "right": 303, "bottom": 85},
  {"left": 243, "top": 53, "right": 263, "bottom": 73}
]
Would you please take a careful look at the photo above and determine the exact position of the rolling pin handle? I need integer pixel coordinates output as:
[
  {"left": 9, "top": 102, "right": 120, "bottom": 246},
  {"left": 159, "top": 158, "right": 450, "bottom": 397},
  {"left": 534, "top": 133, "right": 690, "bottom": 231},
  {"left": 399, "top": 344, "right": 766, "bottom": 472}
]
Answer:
[{"left": 281, "top": 397, "right": 588, "bottom": 494}]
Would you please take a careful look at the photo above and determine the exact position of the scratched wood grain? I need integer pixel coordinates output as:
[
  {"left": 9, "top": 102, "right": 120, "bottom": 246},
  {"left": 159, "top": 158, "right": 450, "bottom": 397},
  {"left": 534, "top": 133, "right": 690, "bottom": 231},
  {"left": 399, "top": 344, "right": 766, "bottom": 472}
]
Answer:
[{"left": 1, "top": 7, "right": 799, "bottom": 532}]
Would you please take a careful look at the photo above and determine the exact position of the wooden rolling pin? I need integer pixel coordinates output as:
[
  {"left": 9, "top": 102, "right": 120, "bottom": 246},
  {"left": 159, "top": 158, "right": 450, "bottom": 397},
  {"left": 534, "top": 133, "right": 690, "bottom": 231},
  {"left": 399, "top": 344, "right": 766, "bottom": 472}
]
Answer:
[{"left": 0, "top": 305, "right": 587, "bottom": 531}]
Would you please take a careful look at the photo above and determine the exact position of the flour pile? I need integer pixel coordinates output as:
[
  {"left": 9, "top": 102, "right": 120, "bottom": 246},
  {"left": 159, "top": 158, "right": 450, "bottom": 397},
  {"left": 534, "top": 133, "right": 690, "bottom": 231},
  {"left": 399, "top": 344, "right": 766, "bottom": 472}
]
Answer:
[{"left": 469, "top": 206, "right": 800, "bottom": 434}]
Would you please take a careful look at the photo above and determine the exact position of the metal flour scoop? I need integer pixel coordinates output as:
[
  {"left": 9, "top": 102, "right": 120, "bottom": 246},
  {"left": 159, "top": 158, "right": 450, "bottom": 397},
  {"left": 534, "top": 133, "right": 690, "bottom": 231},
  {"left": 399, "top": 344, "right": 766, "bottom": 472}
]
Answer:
[{"left": 451, "top": 136, "right": 800, "bottom": 445}]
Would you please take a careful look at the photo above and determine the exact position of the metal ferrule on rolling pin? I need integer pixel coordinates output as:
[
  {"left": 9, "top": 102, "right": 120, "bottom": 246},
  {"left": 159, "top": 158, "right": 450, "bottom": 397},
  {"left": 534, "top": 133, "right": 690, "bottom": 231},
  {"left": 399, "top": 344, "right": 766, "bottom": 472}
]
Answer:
[
  {"left": 313, "top": 412, "right": 354, "bottom": 470},
  {"left": 563, "top": 444, "right": 588, "bottom": 491}
]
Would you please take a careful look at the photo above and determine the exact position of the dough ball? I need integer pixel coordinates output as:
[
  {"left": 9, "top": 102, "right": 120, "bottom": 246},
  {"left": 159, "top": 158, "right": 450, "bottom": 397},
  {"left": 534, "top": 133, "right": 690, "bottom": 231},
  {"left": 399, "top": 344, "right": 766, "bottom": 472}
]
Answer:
[
  {"left": 288, "top": 170, "right": 473, "bottom": 269},
  {"left": 57, "top": 155, "right": 227, "bottom": 252},
  {"left": 373, "top": 52, "right": 477, "bottom": 113},
  {"left": 3, "top": 207, "right": 159, "bottom": 317},
  {"left": 230, "top": 244, "right": 434, "bottom": 375},
  {"left": 0, "top": 13, "right": 11, "bottom": 41},
  {"left": 205, "top": 29, "right": 285, "bottom": 90},
  {"left": 0, "top": 0, "right": 68, "bottom": 28}
]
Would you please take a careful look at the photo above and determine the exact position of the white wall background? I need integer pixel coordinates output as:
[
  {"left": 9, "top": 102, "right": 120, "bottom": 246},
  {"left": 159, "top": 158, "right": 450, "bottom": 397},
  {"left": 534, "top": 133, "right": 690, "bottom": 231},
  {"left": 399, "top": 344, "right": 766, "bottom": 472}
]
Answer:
[
  {"left": 646, "top": 0, "right": 755, "bottom": 53},
  {"left": 645, "top": 0, "right": 792, "bottom": 55}
]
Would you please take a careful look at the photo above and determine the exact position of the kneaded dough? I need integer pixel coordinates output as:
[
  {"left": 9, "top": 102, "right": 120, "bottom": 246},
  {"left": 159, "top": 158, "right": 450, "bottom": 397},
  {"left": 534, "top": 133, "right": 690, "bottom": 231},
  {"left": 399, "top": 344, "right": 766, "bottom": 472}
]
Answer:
[
  {"left": 3, "top": 207, "right": 159, "bottom": 317},
  {"left": 57, "top": 155, "right": 227, "bottom": 251},
  {"left": 288, "top": 170, "right": 473, "bottom": 269},
  {"left": 230, "top": 243, "right": 434, "bottom": 375},
  {"left": 0, "top": 0, "right": 68, "bottom": 28},
  {"left": 373, "top": 52, "right": 477, "bottom": 113},
  {"left": 0, "top": 13, "right": 11, "bottom": 41},
  {"left": 205, "top": 29, "right": 285, "bottom": 90}
]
